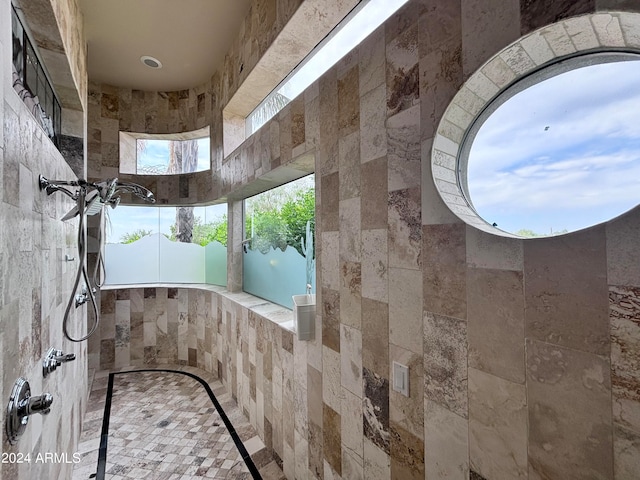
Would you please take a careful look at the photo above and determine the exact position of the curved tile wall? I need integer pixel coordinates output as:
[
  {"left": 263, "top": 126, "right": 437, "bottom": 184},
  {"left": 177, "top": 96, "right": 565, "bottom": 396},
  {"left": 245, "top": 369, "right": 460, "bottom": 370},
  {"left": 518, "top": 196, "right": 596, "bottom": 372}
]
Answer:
[{"left": 86, "top": 1, "right": 640, "bottom": 479}]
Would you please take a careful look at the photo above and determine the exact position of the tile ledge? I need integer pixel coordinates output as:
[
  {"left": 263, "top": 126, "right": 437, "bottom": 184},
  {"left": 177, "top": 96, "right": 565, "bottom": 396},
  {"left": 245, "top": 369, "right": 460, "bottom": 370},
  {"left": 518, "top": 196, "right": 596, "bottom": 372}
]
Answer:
[{"left": 101, "top": 283, "right": 296, "bottom": 333}]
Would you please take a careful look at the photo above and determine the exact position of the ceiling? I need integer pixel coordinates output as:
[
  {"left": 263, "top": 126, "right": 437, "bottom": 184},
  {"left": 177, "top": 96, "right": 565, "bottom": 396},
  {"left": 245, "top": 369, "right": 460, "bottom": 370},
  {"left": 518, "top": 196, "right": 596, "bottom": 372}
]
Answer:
[{"left": 78, "top": 0, "right": 253, "bottom": 92}]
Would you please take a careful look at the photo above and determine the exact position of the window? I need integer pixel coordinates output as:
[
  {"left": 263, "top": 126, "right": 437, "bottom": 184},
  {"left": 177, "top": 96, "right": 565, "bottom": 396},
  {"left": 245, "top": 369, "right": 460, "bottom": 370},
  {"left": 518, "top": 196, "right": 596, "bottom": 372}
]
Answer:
[
  {"left": 11, "top": 5, "right": 62, "bottom": 145},
  {"left": 105, "top": 203, "right": 227, "bottom": 285},
  {"left": 431, "top": 13, "right": 640, "bottom": 238},
  {"left": 243, "top": 175, "right": 315, "bottom": 308},
  {"left": 119, "top": 126, "right": 210, "bottom": 175},
  {"left": 245, "top": 0, "right": 409, "bottom": 136},
  {"left": 464, "top": 55, "right": 640, "bottom": 237}
]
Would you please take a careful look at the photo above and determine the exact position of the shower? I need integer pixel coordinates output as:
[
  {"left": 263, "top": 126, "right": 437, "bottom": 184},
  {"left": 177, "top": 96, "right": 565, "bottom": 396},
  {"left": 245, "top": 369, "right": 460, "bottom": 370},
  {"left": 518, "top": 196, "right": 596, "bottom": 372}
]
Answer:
[{"left": 39, "top": 176, "right": 155, "bottom": 342}]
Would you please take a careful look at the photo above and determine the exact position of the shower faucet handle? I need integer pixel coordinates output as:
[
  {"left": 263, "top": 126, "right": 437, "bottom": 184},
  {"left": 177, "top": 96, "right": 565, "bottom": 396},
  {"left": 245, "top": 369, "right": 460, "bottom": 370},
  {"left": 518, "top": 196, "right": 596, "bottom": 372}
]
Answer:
[
  {"left": 42, "top": 347, "right": 75, "bottom": 377},
  {"left": 6, "top": 377, "right": 54, "bottom": 444},
  {"left": 25, "top": 393, "right": 53, "bottom": 415},
  {"left": 55, "top": 352, "right": 76, "bottom": 363}
]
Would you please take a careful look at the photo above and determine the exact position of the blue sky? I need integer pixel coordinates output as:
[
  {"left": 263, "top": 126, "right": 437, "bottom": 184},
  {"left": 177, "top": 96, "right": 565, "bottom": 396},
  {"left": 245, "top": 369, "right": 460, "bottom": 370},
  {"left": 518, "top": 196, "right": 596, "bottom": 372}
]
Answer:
[
  {"left": 137, "top": 137, "right": 210, "bottom": 174},
  {"left": 467, "top": 59, "right": 640, "bottom": 235}
]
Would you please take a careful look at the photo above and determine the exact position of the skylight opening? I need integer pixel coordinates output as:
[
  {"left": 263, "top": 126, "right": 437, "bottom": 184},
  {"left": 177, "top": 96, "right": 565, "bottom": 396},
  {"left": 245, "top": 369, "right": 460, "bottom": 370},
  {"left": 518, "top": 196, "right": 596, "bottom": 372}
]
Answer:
[{"left": 246, "top": 0, "right": 409, "bottom": 136}]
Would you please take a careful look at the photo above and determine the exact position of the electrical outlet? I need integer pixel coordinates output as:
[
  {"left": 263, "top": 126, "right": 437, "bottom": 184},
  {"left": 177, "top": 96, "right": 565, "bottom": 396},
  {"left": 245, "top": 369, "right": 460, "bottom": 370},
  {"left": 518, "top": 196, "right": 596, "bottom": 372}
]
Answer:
[{"left": 392, "top": 361, "right": 409, "bottom": 397}]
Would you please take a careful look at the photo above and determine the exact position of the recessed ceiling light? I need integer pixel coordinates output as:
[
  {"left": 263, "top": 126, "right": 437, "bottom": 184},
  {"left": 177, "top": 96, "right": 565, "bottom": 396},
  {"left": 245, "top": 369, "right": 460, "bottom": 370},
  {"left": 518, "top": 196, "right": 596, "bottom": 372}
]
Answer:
[{"left": 140, "top": 55, "right": 162, "bottom": 69}]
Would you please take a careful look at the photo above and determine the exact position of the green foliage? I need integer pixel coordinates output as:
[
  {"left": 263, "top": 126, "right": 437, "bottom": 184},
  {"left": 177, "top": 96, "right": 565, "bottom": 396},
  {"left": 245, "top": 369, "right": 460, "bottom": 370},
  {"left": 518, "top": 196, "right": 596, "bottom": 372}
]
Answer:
[
  {"left": 120, "top": 229, "right": 153, "bottom": 244},
  {"left": 118, "top": 179, "right": 314, "bottom": 253},
  {"left": 246, "top": 186, "right": 315, "bottom": 257},
  {"left": 515, "top": 228, "right": 541, "bottom": 238},
  {"left": 167, "top": 215, "right": 228, "bottom": 246},
  {"left": 516, "top": 228, "right": 569, "bottom": 238},
  {"left": 197, "top": 215, "right": 228, "bottom": 246}
]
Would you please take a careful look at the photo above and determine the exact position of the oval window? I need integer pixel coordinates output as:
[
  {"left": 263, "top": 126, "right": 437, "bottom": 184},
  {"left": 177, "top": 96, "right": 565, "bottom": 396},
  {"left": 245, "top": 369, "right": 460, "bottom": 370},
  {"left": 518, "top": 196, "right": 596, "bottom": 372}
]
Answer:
[{"left": 463, "top": 54, "right": 640, "bottom": 237}]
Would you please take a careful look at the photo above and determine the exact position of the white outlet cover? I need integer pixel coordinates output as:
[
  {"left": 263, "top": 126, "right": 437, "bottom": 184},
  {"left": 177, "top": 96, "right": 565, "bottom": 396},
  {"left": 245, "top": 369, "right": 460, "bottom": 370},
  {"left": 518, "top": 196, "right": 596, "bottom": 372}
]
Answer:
[{"left": 392, "top": 361, "right": 409, "bottom": 397}]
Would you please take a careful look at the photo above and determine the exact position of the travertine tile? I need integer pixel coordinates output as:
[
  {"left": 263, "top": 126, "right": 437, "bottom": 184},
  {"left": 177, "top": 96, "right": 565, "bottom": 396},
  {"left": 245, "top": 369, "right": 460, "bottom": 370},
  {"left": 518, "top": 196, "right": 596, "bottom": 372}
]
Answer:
[
  {"left": 363, "top": 437, "right": 390, "bottom": 479},
  {"left": 390, "top": 421, "right": 424, "bottom": 480},
  {"left": 321, "top": 232, "right": 340, "bottom": 290},
  {"left": 461, "top": 0, "right": 520, "bottom": 75},
  {"left": 74, "top": 368, "right": 284, "bottom": 480},
  {"left": 339, "top": 131, "right": 360, "bottom": 200},
  {"left": 527, "top": 339, "right": 613, "bottom": 479},
  {"left": 363, "top": 367, "right": 390, "bottom": 454},
  {"left": 341, "top": 387, "right": 364, "bottom": 463},
  {"left": 359, "top": 84, "right": 387, "bottom": 164},
  {"left": 388, "top": 187, "right": 422, "bottom": 270},
  {"left": 323, "top": 403, "right": 342, "bottom": 477},
  {"left": 521, "top": 0, "right": 594, "bottom": 33},
  {"left": 468, "top": 368, "right": 527, "bottom": 479},
  {"left": 362, "top": 297, "right": 389, "bottom": 379},
  {"left": 340, "top": 261, "right": 362, "bottom": 329},
  {"left": 339, "top": 197, "right": 361, "bottom": 262},
  {"left": 322, "top": 287, "right": 340, "bottom": 352},
  {"left": 607, "top": 208, "right": 640, "bottom": 287},
  {"left": 386, "top": 23, "right": 419, "bottom": 116},
  {"left": 614, "top": 424, "right": 640, "bottom": 480},
  {"left": 610, "top": 284, "right": 640, "bottom": 432},
  {"left": 361, "top": 229, "right": 388, "bottom": 303},
  {"left": 424, "top": 312, "right": 468, "bottom": 418},
  {"left": 360, "top": 158, "right": 388, "bottom": 230},
  {"left": 308, "top": 420, "right": 324, "bottom": 479},
  {"left": 423, "top": 223, "right": 466, "bottom": 320},
  {"left": 342, "top": 448, "right": 363, "bottom": 480},
  {"left": 466, "top": 225, "right": 523, "bottom": 271},
  {"left": 323, "top": 346, "right": 342, "bottom": 414},
  {"left": 389, "top": 267, "right": 423, "bottom": 355},
  {"left": 424, "top": 399, "right": 469, "bottom": 480},
  {"left": 338, "top": 66, "right": 360, "bottom": 136},
  {"left": 358, "top": 26, "right": 385, "bottom": 97},
  {"left": 388, "top": 104, "right": 421, "bottom": 192},
  {"left": 467, "top": 268, "right": 525, "bottom": 383},
  {"left": 524, "top": 227, "right": 609, "bottom": 355},
  {"left": 340, "top": 324, "right": 362, "bottom": 397}
]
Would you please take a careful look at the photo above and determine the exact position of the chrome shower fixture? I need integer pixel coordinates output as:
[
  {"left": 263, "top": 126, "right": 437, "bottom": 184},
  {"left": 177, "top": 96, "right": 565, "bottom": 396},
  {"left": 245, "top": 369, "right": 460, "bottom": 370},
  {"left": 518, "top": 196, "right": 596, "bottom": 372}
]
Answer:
[
  {"left": 6, "top": 377, "right": 53, "bottom": 444},
  {"left": 38, "top": 175, "right": 155, "bottom": 342},
  {"left": 38, "top": 175, "right": 155, "bottom": 220},
  {"left": 43, "top": 347, "right": 76, "bottom": 377}
]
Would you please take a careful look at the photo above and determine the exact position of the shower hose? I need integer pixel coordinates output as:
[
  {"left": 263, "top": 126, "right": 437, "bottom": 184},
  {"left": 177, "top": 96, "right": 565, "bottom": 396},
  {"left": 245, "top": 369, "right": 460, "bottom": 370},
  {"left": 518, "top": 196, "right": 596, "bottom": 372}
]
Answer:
[{"left": 62, "top": 187, "right": 101, "bottom": 342}]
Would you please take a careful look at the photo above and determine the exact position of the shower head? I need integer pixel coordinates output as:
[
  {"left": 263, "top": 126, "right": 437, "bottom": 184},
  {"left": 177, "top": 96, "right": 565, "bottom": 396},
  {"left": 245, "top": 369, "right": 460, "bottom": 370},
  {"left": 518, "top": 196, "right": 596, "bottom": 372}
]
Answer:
[
  {"left": 113, "top": 181, "right": 156, "bottom": 203},
  {"left": 40, "top": 176, "right": 155, "bottom": 221}
]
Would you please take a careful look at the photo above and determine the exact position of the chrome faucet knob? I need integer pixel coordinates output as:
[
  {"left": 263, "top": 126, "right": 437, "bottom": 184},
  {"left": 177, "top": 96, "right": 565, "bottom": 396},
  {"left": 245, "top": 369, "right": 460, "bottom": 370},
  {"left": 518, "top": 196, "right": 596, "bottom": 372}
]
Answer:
[
  {"left": 23, "top": 393, "right": 53, "bottom": 416},
  {"left": 6, "top": 377, "right": 55, "bottom": 444},
  {"left": 43, "top": 347, "right": 75, "bottom": 377},
  {"left": 55, "top": 353, "right": 76, "bottom": 363}
]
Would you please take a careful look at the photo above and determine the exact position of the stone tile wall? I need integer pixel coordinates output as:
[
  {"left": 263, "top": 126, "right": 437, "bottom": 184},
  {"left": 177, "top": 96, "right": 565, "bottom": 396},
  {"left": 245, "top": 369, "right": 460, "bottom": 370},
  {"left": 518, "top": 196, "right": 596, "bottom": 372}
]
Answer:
[
  {"left": 91, "top": 287, "right": 219, "bottom": 372},
  {"left": 87, "top": 1, "right": 640, "bottom": 479},
  {"left": 1, "top": 0, "right": 89, "bottom": 478}
]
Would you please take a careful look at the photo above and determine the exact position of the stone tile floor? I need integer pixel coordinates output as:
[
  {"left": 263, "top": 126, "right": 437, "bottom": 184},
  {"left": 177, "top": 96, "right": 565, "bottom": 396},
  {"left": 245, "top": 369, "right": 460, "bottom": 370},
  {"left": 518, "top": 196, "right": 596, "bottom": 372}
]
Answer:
[{"left": 73, "top": 365, "right": 285, "bottom": 480}]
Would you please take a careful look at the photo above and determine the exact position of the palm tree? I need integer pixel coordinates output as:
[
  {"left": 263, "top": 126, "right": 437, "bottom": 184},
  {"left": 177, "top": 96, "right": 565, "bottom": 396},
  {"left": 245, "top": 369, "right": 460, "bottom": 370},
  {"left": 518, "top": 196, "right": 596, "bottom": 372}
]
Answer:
[{"left": 168, "top": 139, "right": 199, "bottom": 242}]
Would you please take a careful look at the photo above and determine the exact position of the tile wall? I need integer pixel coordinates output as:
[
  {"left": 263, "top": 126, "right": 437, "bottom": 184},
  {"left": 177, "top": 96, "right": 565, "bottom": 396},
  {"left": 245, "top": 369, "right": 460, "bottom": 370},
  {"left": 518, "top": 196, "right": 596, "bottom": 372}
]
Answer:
[
  {"left": 1, "top": 0, "right": 88, "bottom": 478},
  {"left": 86, "top": 1, "right": 640, "bottom": 479}
]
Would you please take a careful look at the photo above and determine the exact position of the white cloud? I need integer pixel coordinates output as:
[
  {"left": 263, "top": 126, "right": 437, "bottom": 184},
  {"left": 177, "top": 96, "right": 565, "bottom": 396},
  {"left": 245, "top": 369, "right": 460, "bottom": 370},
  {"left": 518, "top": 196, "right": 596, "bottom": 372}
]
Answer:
[{"left": 467, "top": 60, "right": 640, "bottom": 234}]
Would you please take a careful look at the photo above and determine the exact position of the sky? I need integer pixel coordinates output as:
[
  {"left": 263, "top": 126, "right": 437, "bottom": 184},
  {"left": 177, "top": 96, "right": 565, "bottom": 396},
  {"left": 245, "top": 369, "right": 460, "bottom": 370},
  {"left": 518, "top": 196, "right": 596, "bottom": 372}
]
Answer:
[
  {"left": 467, "top": 59, "right": 640, "bottom": 236},
  {"left": 137, "top": 137, "right": 210, "bottom": 174},
  {"left": 106, "top": 204, "right": 226, "bottom": 244}
]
